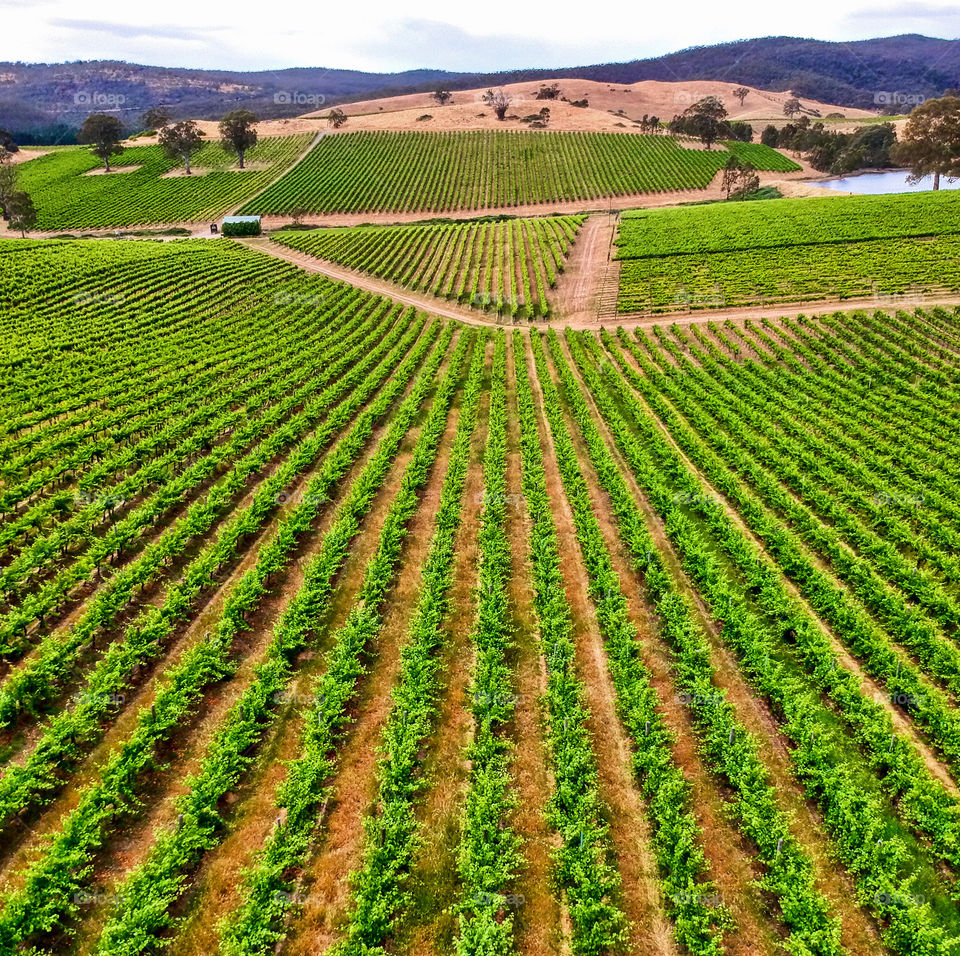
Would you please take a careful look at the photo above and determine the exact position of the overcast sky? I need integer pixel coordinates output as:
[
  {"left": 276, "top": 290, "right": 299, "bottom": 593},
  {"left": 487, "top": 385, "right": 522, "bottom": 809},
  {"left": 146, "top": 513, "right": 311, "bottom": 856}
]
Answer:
[{"left": 2, "top": 0, "right": 959, "bottom": 72}]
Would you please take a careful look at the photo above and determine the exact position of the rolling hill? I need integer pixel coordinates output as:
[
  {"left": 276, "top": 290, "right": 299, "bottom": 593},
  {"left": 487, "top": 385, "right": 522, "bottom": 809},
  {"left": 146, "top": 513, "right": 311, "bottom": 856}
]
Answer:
[{"left": 1, "top": 34, "right": 956, "bottom": 141}]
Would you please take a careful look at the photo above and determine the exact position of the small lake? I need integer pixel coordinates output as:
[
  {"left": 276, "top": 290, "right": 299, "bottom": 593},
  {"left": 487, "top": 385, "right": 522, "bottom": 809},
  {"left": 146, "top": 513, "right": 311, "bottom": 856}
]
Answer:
[{"left": 812, "top": 169, "right": 960, "bottom": 194}]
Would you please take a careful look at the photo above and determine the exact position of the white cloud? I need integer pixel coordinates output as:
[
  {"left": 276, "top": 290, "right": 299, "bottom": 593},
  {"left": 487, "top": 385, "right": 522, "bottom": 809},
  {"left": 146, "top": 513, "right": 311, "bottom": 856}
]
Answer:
[{"left": 1, "top": 0, "right": 959, "bottom": 71}]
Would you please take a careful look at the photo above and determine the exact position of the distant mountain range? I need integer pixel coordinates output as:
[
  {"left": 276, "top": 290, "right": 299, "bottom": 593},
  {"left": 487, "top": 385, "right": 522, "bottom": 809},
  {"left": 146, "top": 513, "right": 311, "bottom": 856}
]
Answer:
[{"left": 2, "top": 34, "right": 958, "bottom": 142}]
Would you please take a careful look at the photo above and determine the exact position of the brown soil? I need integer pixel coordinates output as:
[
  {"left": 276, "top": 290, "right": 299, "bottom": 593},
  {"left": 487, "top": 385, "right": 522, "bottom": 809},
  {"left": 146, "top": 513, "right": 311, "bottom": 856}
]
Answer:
[
  {"left": 159, "top": 163, "right": 272, "bottom": 179},
  {"left": 551, "top": 213, "right": 618, "bottom": 324},
  {"left": 519, "top": 330, "right": 677, "bottom": 956},
  {"left": 302, "top": 80, "right": 873, "bottom": 132},
  {"left": 546, "top": 332, "right": 782, "bottom": 955},
  {"left": 154, "top": 329, "right": 452, "bottom": 956},
  {"left": 280, "top": 357, "right": 468, "bottom": 956},
  {"left": 82, "top": 165, "right": 143, "bottom": 176},
  {"left": 399, "top": 342, "right": 493, "bottom": 955},
  {"left": 613, "top": 329, "right": 960, "bottom": 797}
]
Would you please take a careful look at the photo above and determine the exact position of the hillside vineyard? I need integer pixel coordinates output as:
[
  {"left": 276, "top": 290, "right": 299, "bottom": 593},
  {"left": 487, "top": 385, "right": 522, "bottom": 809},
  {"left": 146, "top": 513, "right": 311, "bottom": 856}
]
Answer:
[{"left": 2, "top": 232, "right": 960, "bottom": 956}]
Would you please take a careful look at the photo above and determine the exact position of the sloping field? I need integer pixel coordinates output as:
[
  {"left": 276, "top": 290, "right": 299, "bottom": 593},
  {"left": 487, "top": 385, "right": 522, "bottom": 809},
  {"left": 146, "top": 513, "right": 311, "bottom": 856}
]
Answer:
[
  {"left": 1, "top": 236, "right": 960, "bottom": 956},
  {"left": 14, "top": 134, "right": 313, "bottom": 229},
  {"left": 271, "top": 215, "right": 585, "bottom": 318},
  {"left": 308, "top": 78, "right": 876, "bottom": 129},
  {"left": 616, "top": 191, "right": 960, "bottom": 312},
  {"left": 240, "top": 130, "right": 799, "bottom": 216}
]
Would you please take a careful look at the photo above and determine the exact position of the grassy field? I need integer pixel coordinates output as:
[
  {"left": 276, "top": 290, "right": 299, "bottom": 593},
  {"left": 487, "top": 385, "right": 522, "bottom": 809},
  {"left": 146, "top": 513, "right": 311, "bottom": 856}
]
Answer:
[
  {"left": 240, "top": 130, "right": 800, "bottom": 215},
  {"left": 1, "top": 236, "right": 959, "bottom": 956},
  {"left": 271, "top": 215, "right": 585, "bottom": 317},
  {"left": 615, "top": 190, "right": 960, "bottom": 311},
  {"left": 15, "top": 134, "right": 313, "bottom": 229}
]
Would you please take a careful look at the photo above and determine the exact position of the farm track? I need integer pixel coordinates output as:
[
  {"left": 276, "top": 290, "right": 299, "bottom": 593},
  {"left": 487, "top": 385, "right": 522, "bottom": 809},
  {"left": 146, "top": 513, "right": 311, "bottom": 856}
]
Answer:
[
  {"left": 551, "top": 213, "right": 618, "bottom": 324},
  {"left": 240, "top": 235, "right": 960, "bottom": 330}
]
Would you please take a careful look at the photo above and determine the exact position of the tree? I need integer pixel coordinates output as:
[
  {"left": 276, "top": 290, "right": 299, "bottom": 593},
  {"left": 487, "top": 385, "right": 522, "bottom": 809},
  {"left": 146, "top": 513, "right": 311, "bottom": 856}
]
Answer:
[
  {"left": 432, "top": 89, "right": 452, "bottom": 106},
  {"left": 483, "top": 89, "right": 512, "bottom": 121},
  {"left": 328, "top": 109, "right": 348, "bottom": 129},
  {"left": 893, "top": 95, "right": 960, "bottom": 190},
  {"left": 0, "top": 129, "right": 18, "bottom": 152},
  {"left": 219, "top": 110, "right": 258, "bottom": 169},
  {"left": 671, "top": 96, "right": 729, "bottom": 149},
  {"left": 535, "top": 83, "right": 561, "bottom": 100},
  {"left": 783, "top": 97, "right": 803, "bottom": 118},
  {"left": 728, "top": 121, "right": 753, "bottom": 142},
  {"left": 79, "top": 114, "right": 124, "bottom": 171},
  {"left": 761, "top": 124, "right": 779, "bottom": 147},
  {"left": 158, "top": 120, "right": 205, "bottom": 175},
  {"left": 733, "top": 86, "right": 750, "bottom": 107},
  {"left": 721, "top": 157, "right": 760, "bottom": 199},
  {"left": 721, "top": 156, "right": 743, "bottom": 199},
  {"left": 0, "top": 147, "right": 17, "bottom": 220},
  {"left": 8, "top": 191, "right": 36, "bottom": 236},
  {"left": 141, "top": 107, "right": 171, "bottom": 131}
]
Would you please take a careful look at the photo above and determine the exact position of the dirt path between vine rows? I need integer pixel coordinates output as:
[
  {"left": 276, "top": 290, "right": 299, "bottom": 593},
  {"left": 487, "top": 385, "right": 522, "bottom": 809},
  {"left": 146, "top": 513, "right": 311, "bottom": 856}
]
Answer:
[
  {"left": 550, "top": 213, "right": 618, "bottom": 325},
  {"left": 543, "top": 332, "right": 781, "bottom": 956},
  {"left": 520, "top": 330, "right": 677, "bottom": 956},
  {"left": 282, "top": 357, "right": 470, "bottom": 956},
  {"left": 398, "top": 341, "right": 492, "bottom": 955},
  {"left": 237, "top": 236, "right": 960, "bottom": 334},
  {"left": 561, "top": 329, "right": 885, "bottom": 954},
  {"left": 610, "top": 329, "right": 960, "bottom": 798}
]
